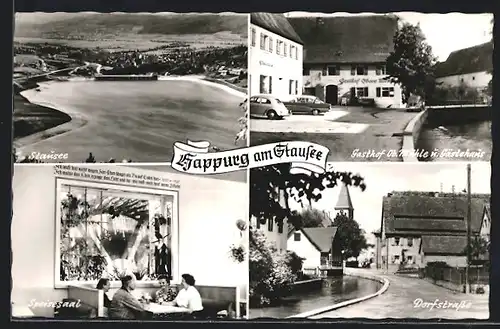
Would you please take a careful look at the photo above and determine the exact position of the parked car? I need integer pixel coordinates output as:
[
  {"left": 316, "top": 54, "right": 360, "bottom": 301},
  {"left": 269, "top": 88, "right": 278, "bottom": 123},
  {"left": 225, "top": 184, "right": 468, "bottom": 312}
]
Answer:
[
  {"left": 248, "top": 94, "right": 291, "bottom": 119},
  {"left": 282, "top": 95, "right": 332, "bottom": 115}
]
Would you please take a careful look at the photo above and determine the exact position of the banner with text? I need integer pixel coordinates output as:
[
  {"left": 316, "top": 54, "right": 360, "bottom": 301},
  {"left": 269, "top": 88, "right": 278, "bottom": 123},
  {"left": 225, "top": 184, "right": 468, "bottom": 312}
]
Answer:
[{"left": 171, "top": 140, "right": 329, "bottom": 175}]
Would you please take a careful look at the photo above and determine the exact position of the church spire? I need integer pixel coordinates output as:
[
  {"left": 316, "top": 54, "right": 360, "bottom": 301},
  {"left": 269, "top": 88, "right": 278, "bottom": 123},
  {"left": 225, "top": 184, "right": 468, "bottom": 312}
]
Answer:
[{"left": 335, "top": 183, "right": 353, "bottom": 211}]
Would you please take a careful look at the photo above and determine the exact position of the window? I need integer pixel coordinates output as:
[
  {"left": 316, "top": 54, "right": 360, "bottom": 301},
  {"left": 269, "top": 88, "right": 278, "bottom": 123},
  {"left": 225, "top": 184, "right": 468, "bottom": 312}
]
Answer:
[
  {"left": 284, "top": 42, "right": 288, "bottom": 57},
  {"left": 267, "top": 218, "right": 274, "bottom": 231},
  {"left": 393, "top": 237, "right": 400, "bottom": 246},
  {"left": 278, "top": 221, "right": 284, "bottom": 233},
  {"left": 294, "top": 232, "right": 301, "bottom": 241},
  {"left": 352, "top": 65, "right": 368, "bottom": 76},
  {"left": 327, "top": 66, "right": 340, "bottom": 76},
  {"left": 259, "top": 75, "right": 271, "bottom": 94},
  {"left": 289, "top": 44, "right": 293, "bottom": 58},
  {"left": 376, "top": 65, "right": 386, "bottom": 75},
  {"left": 379, "top": 87, "right": 394, "bottom": 98},
  {"left": 295, "top": 47, "right": 299, "bottom": 60},
  {"left": 251, "top": 28, "right": 256, "bottom": 47},
  {"left": 269, "top": 37, "right": 273, "bottom": 52},
  {"left": 356, "top": 87, "right": 369, "bottom": 97},
  {"left": 407, "top": 255, "right": 414, "bottom": 264},
  {"left": 407, "top": 238, "right": 413, "bottom": 247},
  {"left": 289, "top": 79, "right": 294, "bottom": 95},
  {"left": 295, "top": 80, "right": 298, "bottom": 95},
  {"left": 472, "top": 76, "right": 476, "bottom": 80},
  {"left": 276, "top": 40, "right": 283, "bottom": 55},
  {"left": 255, "top": 217, "right": 260, "bottom": 229},
  {"left": 260, "top": 34, "right": 268, "bottom": 50},
  {"left": 56, "top": 179, "right": 178, "bottom": 287},
  {"left": 303, "top": 67, "right": 310, "bottom": 75},
  {"left": 394, "top": 255, "right": 400, "bottom": 263}
]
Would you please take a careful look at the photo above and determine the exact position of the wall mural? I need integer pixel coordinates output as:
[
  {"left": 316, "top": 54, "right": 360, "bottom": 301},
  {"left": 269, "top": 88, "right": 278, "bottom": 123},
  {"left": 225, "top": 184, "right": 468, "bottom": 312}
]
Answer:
[{"left": 59, "top": 184, "right": 173, "bottom": 282}]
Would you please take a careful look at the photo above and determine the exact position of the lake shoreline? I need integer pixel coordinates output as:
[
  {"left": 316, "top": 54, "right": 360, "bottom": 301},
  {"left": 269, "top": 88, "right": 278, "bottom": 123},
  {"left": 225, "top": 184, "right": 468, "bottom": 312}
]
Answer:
[{"left": 14, "top": 76, "right": 245, "bottom": 160}]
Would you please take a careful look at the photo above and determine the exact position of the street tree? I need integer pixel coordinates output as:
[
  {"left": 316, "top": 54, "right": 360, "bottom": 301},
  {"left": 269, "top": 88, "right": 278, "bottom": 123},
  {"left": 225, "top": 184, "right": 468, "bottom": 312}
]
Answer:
[
  {"left": 250, "top": 163, "right": 366, "bottom": 230},
  {"left": 464, "top": 236, "right": 490, "bottom": 264},
  {"left": 290, "top": 207, "right": 331, "bottom": 229},
  {"left": 386, "top": 22, "right": 437, "bottom": 102},
  {"left": 331, "top": 210, "right": 368, "bottom": 260}
]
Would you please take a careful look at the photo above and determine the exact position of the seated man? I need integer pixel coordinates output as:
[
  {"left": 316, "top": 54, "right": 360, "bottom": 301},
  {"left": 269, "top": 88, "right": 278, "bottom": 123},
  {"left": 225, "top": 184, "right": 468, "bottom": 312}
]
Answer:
[
  {"left": 154, "top": 275, "right": 176, "bottom": 304},
  {"left": 108, "top": 275, "right": 147, "bottom": 319}
]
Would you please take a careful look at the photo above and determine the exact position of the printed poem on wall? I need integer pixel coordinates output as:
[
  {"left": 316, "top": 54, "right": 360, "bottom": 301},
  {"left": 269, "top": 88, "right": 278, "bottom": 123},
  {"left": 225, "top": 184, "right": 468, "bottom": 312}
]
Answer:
[
  {"left": 54, "top": 165, "right": 181, "bottom": 190},
  {"left": 171, "top": 141, "right": 330, "bottom": 175}
]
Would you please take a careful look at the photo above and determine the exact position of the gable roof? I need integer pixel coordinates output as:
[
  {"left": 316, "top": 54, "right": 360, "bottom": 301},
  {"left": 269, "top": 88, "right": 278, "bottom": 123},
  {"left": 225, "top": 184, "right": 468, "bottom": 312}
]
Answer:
[
  {"left": 434, "top": 41, "right": 493, "bottom": 78},
  {"left": 420, "top": 235, "right": 467, "bottom": 255},
  {"left": 300, "top": 227, "right": 337, "bottom": 253},
  {"left": 287, "top": 15, "right": 399, "bottom": 64},
  {"left": 250, "top": 13, "right": 303, "bottom": 45},
  {"left": 382, "top": 192, "right": 490, "bottom": 236},
  {"left": 335, "top": 184, "right": 353, "bottom": 210}
]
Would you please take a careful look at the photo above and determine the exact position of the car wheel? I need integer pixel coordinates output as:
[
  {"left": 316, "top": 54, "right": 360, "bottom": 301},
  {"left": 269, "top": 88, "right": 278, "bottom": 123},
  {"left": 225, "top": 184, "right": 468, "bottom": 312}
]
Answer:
[
  {"left": 266, "top": 110, "right": 277, "bottom": 120},
  {"left": 312, "top": 109, "right": 320, "bottom": 116}
]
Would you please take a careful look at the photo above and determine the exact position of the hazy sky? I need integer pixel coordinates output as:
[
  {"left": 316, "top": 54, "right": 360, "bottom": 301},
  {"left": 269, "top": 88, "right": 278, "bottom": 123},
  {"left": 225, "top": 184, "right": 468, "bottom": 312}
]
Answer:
[
  {"left": 286, "top": 12, "right": 493, "bottom": 61},
  {"left": 288, "top": 163, "right": 491, "bottom": 239}
]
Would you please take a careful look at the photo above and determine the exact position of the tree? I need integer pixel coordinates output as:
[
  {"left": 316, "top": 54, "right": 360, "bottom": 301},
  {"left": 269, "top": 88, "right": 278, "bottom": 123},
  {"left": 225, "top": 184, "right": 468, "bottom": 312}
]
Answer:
[
  {"left": 386, "top": 22, "right": 437, "bottom": 102},
  {"left": 250, "top": 163, "right": 366, "bottom": 230},
  {"left": 249, "top": 227, "right": 298, "bottom": 306},
  {"left": 290, "top": 207, "right": 331, "bottom": 229},
  {"left": 332, "top": 210, "right": 368, "bottom": 259},
  {"left": 464, "top": 236, "right": 490, "bottom": 264}
]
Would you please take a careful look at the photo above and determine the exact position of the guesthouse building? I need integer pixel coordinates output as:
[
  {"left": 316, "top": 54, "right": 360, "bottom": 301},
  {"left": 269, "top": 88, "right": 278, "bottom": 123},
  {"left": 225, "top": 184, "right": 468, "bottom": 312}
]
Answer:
[
  {"left": 287, "top": 15, "right": 404, "bottom": 108},
  {"left": 249, "top": 13, "right": 304, "bottom": 100},
  {"left": 375, "top": 191, "right": 490, "bottom": 273},
  {"left": 434, "top": 42, "right": 493, "bottom": 91}
]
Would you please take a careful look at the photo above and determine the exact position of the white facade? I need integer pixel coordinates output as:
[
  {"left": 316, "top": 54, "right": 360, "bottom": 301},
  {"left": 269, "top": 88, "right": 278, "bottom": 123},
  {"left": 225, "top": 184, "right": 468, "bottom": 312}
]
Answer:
[
  {"left": 380, "top": 236, "right": 423, "bottom": 272},
  {"left": 436, "top": 71, "right": 491, "bottom": 90},
  {"left": 480, "top": 209, "right": 491, "bottom": 242},
  {"left": 251, "top": 215, "right": 289, "bottom": 253},
  {"left": 303, "top": 64, "right": 403, "bottom": 108},
  {"left": 249, "top": 23, "right": 303, "bottom": 100},
  {"left": 287, "top": 231, "right": 321, "bottom": 269}
]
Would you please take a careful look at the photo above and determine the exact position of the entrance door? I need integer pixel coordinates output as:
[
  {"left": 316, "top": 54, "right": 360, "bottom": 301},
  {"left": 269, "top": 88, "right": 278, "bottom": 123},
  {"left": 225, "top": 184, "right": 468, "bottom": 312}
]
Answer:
[{"left": 325, "top": 85, "right": 338, "bottom": 105}]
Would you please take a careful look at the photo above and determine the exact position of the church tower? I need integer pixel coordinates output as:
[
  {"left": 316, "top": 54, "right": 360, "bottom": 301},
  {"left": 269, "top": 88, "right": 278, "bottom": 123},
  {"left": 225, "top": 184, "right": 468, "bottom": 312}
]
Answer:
[{"left": 334, "top": 183, "right": 354, "bottom": 220}]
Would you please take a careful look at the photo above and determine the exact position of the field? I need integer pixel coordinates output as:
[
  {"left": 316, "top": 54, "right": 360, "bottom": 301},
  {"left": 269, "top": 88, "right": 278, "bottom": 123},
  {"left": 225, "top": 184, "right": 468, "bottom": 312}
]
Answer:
[
  {"left": 14, "top": 32, "right": 246, "bottom": 52},
  {"left": 14, "top": 12, "right": 248, "bottom": 51},
  {"left": 13, "top": 94, "right": 71, "bottom": 140}
]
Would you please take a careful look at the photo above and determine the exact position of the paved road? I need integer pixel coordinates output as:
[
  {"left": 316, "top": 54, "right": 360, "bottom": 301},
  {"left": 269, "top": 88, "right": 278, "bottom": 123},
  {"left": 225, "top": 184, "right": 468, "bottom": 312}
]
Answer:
[
  {"left": 16, "top": 79, "right": 244, "bottom": 162},
  {"left": 311, "top": 269, "right": 489, "bottom": 320},
  {"left": 250, "top": 107, "right": 416, "bottom": 162}
]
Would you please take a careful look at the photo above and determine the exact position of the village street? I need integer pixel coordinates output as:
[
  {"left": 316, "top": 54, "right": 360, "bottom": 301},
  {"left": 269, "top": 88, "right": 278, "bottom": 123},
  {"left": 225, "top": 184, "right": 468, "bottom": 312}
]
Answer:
[
  {"left": 250, "top": 107, "right": 417, "bottom": 162},
  {"left": 311, "top": 268, "right": 489, "bottom": 320}
]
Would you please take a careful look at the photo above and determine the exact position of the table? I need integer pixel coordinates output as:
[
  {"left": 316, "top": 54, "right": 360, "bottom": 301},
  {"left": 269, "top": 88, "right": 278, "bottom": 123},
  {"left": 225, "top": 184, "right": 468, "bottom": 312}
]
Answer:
[{"left": 143, "top": 303, "right": 190, "bottom": 317}]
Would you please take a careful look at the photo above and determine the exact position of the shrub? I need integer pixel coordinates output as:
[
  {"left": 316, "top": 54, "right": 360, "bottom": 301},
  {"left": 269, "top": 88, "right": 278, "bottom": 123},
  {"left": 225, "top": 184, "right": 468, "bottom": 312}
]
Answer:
[{"left": 249, "top": 227, "right": 296, "bottom": 307}]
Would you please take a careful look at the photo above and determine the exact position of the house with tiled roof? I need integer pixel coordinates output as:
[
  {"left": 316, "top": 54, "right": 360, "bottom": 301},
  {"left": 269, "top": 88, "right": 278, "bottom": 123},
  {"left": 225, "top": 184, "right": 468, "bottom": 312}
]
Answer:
[
  {"left": 249, "top": 13, "right": 304, "bottom": 99},
  {"left": 287, "top": 15, "right": 403, "bottom": 108},
  {"left": 434, "top": 42, "right": 493, "bottom": 91},
  {"left": 375, "top": 191, "right": 490, "bottom": 273},
  {"left": 287, "top": 227, "right": 342, "bottom": 273}
]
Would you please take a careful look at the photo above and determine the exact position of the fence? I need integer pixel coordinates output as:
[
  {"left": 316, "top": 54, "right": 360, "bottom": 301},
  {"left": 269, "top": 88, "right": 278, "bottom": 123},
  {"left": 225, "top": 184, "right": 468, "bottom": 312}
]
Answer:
[{"left": 423, "top": 265, "right": 489, "bottom": 289}]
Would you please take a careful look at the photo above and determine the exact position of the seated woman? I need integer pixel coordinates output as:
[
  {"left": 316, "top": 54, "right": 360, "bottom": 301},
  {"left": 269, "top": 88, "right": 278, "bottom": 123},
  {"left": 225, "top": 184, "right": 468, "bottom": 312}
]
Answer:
[
  {"left": 108, "top": 275, "right": 147, "bottom": 319},
  {"left": 171, "top": 274, "right": 203, "bottom": 313},
  {"left": 154, "top": 275, "right": 176, "bottom": 304},
  {"left": 96, "top": 278, "right": 112, "bottom": 308}
]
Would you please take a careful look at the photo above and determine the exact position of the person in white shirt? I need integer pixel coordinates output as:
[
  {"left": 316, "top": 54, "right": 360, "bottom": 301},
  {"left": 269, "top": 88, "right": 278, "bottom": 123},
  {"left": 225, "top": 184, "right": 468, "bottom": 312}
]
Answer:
[{"left": 172, "top": 273, "right": 203, "bottom": 313}]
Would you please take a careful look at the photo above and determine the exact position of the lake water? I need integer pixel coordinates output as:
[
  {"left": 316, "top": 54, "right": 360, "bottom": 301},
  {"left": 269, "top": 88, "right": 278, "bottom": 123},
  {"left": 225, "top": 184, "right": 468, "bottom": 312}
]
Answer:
[
  {"left": 17, "top": 79, "right": 243, "bottom": 162},
  {"left": 416, "top": 120, "right": 492, "bottom": 162},
  {"left": 249, "top": 275, "right": 382, "bottom": 319}
]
